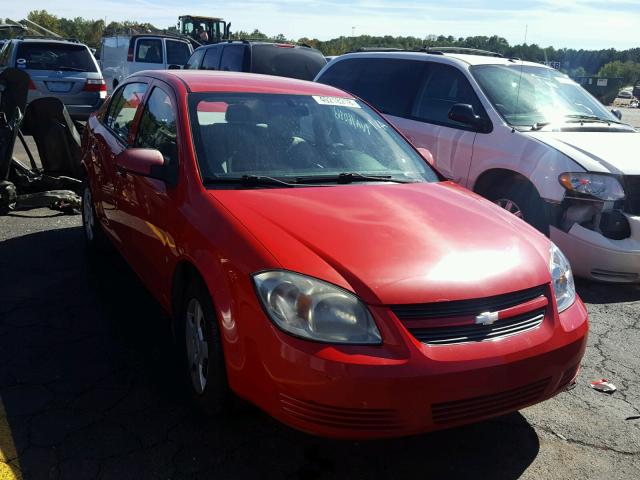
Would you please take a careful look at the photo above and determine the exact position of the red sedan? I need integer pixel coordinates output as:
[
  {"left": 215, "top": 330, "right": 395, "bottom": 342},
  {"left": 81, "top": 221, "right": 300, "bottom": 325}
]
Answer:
[{"left": 81, "top": 70, "right": 588, "bottom": 439}]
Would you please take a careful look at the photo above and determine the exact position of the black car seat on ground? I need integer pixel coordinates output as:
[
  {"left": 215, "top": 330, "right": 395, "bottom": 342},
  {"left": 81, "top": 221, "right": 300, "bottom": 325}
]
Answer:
[
  {"left": 0, "top": 68, "right": 29, "bottom": 181},
  {"left": 21, "top": 97, "right": 83, "bottom": 180}
]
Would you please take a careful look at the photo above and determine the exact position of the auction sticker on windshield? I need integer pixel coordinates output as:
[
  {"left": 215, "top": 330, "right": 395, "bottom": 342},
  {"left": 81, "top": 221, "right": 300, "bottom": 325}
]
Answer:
[{"left": 312, "top": 96, "right": 361, "bottom": 108}]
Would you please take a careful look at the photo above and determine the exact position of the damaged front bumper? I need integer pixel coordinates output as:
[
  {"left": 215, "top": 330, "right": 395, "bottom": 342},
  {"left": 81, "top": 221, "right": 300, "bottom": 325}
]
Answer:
[{"left": 551, "top": 196, "right": 640, "bottom": 282}]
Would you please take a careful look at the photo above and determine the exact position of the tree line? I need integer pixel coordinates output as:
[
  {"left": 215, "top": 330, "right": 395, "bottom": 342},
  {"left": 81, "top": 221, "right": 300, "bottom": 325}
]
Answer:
[{"left": 3, "top": 10, "right": 639, "bottom": 85}]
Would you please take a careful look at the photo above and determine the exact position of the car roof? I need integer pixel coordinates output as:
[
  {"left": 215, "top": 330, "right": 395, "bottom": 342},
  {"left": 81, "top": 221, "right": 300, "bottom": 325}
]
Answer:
[
  {"left": 139, "top": 70, "right": 353, "bottom": 97},
  {"left": 195, "top": 41, "right": 318, "bottom": 51},
  {"left": 335, "top": 51, "right": 544, "bottom": 69},
  {"left": 102, "top": 33, "right": 190, "bottom": 43},
  {"left": 9, "top": 38, "right": 90, "bottom": 49}
]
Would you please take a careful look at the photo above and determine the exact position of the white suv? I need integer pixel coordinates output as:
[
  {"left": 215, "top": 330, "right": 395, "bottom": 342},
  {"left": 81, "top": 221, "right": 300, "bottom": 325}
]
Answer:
[{"left": 316, "top": 49, "right": 640, "bottom": 283}]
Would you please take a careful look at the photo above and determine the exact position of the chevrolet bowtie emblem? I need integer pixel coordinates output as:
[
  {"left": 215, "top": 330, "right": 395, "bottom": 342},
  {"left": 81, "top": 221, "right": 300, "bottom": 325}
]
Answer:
[{"left": 475, "top": 311, "right": 499, "bottom": 325}]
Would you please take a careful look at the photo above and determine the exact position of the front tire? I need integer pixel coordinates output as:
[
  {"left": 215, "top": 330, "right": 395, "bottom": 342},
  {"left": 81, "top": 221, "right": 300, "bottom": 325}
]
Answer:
[
  {"left": 181, "top": 277, "right": 230, "bottom": 415},
  {"left": 488, "top": 181, "right": 549, "bottom": 235},
  {"left": 82, "top": 179, "right": 111, "bottom": 254}
]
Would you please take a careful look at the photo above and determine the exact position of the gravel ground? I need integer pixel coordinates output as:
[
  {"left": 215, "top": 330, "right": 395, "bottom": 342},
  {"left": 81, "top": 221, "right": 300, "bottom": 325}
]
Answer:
[{"left": 0, "top": 208, "right": 638, "bottom": 480}]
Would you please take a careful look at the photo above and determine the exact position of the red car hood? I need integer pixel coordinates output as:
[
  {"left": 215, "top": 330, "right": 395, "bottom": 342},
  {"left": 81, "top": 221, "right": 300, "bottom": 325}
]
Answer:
[{"left": 210, "top": 182, "right": 552, "bottom": 305}]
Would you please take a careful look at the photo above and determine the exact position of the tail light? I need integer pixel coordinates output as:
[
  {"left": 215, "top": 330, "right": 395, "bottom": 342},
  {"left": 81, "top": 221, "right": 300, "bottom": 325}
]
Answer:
[
  {"left": 127, "top": 46, "right": 134, "bottom": 62},
  {"left": 28, "top": 78, "right": 36, "bottom": 90},
  {"left": 84, "top": 79, "right": 107, "bottom": 99}
]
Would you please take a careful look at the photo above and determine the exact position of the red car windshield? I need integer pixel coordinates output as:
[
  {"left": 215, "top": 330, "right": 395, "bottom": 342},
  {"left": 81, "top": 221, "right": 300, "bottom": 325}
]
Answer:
[{"left": 188, "top": 93, "right": 438, "bottom": 186}]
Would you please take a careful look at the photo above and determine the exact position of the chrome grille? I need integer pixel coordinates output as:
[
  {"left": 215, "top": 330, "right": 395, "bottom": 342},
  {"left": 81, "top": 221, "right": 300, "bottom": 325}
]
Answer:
[{"left": 407, "top": 309, "right": 545, "bottom": 345}]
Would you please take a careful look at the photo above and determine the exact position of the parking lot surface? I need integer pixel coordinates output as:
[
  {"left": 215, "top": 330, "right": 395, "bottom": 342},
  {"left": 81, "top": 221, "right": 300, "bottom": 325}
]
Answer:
[
  {"left": 0, "top": 207, "right": 639, "bottom": 479},
  {"left": 618, "top": 106, "right": 640, "bottom": 128}
]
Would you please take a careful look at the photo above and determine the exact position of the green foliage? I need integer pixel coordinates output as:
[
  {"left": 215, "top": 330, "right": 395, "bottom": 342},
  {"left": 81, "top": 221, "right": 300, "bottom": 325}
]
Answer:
[
  {"left": 26, "top": 10, "right": 60, "bottom": 33},
  {"left": 598, "top": 61, "right": 640, "bottom": 86}
]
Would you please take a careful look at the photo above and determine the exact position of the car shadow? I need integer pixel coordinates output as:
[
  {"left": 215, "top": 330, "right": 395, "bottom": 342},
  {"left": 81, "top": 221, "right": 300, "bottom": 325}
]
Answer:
[
  {"left": 0, "top": 226, "right": 540, "bottom": 479},
  {"left": 575, "top": 278, "right": 640, "bottom": 304}
]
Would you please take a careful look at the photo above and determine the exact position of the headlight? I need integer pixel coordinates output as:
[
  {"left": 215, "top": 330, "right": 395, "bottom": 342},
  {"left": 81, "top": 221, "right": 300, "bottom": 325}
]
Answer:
[
  {"left": 253, "top": 270, "right": 381, "bottom": 344},
  {"left": 549, "top": 243, "right": 576, "bottom": 312},
  {"left": 558, "top": 172, "right": 625, "bottom": 201}
]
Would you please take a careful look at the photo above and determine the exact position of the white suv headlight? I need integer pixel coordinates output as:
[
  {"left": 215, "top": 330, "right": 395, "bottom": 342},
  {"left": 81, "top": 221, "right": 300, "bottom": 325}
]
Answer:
[
  {"left": 253, "top": 270, "right": 382, "bottom": 344},
  {"left": 550, "top": 243, "right": 576, "bottom": 312}
]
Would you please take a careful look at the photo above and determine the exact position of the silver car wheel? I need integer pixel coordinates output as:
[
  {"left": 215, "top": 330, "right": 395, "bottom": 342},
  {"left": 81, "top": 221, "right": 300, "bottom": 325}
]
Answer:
[
  {"left": 83, "top": 186, "right": 95, "bottom": 242},
  {"left": 185, "top": 298, "right": 209, "bottom": 394},
  {"left": 495, "top": 198, "right": 524, "bottom": 219}
]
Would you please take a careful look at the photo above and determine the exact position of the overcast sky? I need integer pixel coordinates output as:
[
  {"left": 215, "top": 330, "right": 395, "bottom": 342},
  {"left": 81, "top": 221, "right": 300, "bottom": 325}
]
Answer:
[{"left": 5, "top": 0, "right": 640, "bottom": 49}]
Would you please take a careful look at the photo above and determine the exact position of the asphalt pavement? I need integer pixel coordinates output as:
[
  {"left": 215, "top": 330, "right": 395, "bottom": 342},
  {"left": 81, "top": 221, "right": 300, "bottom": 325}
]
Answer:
[{"left": 1, "top": 109, "right": 640, "bottom": 478}]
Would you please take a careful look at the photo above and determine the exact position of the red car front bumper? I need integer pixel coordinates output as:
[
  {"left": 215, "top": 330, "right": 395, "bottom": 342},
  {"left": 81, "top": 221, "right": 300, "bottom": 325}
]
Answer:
[{"left": 228, "top": 293, "right": 588, "bottom": 439}]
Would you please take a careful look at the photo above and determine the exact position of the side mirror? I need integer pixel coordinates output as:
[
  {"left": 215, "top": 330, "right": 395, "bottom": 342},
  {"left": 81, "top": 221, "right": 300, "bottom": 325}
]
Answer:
[
  {"left": 416, "top": 147, "right": 435, "bottom": 166},
  {"left": 116, "top": 148, "right": 166, "bottom": 181},
  {"left": 611, "top": 108, "right": 622, "bottom": 120},
  {"left": 168, "top": 64, "right": 181, "bottom": 70},
  {"left": 448, "top": 103, "right": 489, "bottom": 131}
]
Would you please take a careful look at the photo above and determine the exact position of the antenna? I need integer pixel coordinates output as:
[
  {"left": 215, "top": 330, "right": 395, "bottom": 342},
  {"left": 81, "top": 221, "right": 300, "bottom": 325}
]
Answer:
[{"left": 513, "top": 24, "right": 528, "bottom": 129}]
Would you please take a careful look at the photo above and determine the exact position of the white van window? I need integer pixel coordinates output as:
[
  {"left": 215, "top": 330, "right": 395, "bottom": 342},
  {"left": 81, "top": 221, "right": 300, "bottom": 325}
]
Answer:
[
  {"left": 412, "top": 63, "right": 484, "bottom": 128},
  {"left": 135, "top": 39, "right": 163, "bottom": 64},
  {"left": 318, "top": 58, "right": 425, "bottom": 118},
  {"left": 166, "top": 40, "right": 191, "bottom": 66}
]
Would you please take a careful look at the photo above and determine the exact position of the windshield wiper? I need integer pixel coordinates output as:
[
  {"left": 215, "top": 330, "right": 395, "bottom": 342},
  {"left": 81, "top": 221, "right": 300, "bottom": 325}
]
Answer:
[
  {"left": 531, "top": 122, "right": 551, "bottom": 131},
  {"left": 55, "top": 66, "right": 86, "bottom": 72},
  {"left": 202, "top": 174, "right": 297, "bottom": 188},
  {"left": 295, "top": 172, "right": 415, "bottom": 184},
  {"left": 564, "top": 114, "right": 621, "bottom": 124}
]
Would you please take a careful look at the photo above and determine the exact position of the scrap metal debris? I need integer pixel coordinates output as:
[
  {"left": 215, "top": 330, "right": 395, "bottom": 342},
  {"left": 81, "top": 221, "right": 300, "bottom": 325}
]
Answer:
[{"left": 590, "top": 379, "right": 617, "bottom": 394}]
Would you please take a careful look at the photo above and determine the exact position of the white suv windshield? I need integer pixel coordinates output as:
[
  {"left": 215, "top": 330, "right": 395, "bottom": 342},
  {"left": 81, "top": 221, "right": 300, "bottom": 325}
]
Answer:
[
  {"left": 189, "top": 93, "right": 438, "bottom": 186},
  {"left": 471, "top": 65, "right": 619, "bottom": 128}
]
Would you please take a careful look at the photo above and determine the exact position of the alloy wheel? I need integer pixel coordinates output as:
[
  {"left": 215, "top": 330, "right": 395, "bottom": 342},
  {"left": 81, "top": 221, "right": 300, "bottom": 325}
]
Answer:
[
  {"left": 495, "top": 198, "right": 524, "bottom": 219},
  {"left": 83, "top": 186, "right": 95, "bottom": 242},
  {"left": 185, "top": 298, "right": 209, "bottom": 394}
]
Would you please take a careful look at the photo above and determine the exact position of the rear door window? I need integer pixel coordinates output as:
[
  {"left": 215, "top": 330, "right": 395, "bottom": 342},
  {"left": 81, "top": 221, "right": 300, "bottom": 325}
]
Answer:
[
  {"left": 0, "top": 41, "right": 14, "bottom": 67},
  {"left": 135, "top": 39, "right": 163, "bottom": 64},
  {"left": 105, "top": 82, "right": 148, "bottom": 143},
  {"left": 411, "top": 63, "right": 484, "bottom": 128},
  {"left": 186, "top": 48, "right": 205, "bottom": 69},
  {"left": 166, "top": 40, "right": 191, "bottom": 66},
  {"left": 14, "top": 42, "right": 96, "bottom": 72},
  {"left": 202, "top": 46, "right": 222, "bottom": 70},
  {"left": 219, "top": 45, "right": 246, "bottom": 71},
  {"left": 318, "top": 58, "right": 425, "bottom": 117},
  {"left": 135, "top": 87, "right": 178, "bottom": 167},
  {"left": 316, "top": 57, "right": 364, "bottom": 92}
]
